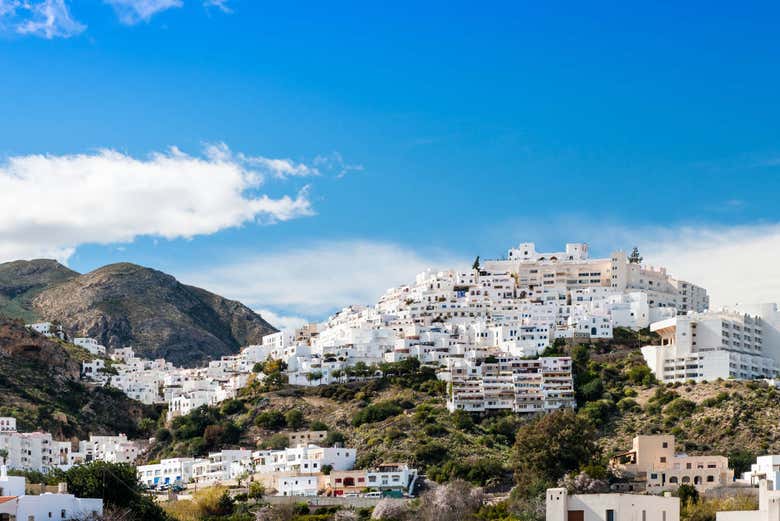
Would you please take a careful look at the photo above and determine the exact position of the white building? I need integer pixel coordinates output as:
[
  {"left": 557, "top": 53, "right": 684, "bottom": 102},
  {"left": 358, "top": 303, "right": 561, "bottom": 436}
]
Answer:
[
  {"left": 73, "top": 337, "right": 107, "bottom": 356},
  {"left": 137, "top": 458, "right": 199, "bottom": 488},
  {"left": 546, "top": 487, "right": 680, "bottom": 521},
  {"left": 192, "top": 450, "right": 253, "bottom": 484},
  {"left": 275, "top": 474, "right": 321, "bottom": 496},
  {"left": 0, "top": 466, "right": 103, "bottom": 521},
  {"left": 443, "top": 356, "right": 575, "bottom": 413},
  {"left": 254, "top": 444, "right": 356, "bottom": 475},
  {"left": 741, "top": 456, "right": 780, "bottom": 491},
  {"left": 366, "top": 463, "right": 417, "bottom": 492},
  {"left": 25, "top": 322, "right": 65, "bottom": 339},
  {"left": 0, "top": 418, "right": 16, "bottom": 433},
  {"left": 642, "top": 310, "right": 780, "bottom": 383},
  {"left": 0, "top": 417, "right": 140, "bottom": 472}
]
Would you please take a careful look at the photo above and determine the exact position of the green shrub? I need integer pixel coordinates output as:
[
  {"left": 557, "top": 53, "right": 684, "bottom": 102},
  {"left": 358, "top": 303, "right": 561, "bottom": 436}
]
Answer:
[{"left": 352, "top": 400, "right": 403, "bottom": 427}]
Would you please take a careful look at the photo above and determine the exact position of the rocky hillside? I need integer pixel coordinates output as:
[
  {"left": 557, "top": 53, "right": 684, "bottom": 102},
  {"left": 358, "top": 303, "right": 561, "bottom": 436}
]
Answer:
[
  {"left": 0, "top": 259, "right": 79, "bottom": 321},
  {"left": 0, "top": 318, "right": 159, "bottom": 438},
  {"left": 0, "top": 260, "right": 277, "bottom": 366}
]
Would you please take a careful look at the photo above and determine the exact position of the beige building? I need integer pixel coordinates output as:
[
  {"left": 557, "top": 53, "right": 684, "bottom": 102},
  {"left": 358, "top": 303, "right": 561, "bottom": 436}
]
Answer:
[
  {"left": 611, "top": 435, "right": 732, "bottom": 492},
  {"left": 546, "top": 487, "right": 680, "bottom": 521},
  {"left": 286, "top": 430, "right": 327, "bottom": 446}
]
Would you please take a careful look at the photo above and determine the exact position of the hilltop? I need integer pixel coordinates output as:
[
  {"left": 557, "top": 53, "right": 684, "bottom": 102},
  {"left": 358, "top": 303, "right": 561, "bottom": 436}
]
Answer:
[
  {"left": 0, "top": 259, "right": 277, "bottom": 366},
  {"left": 0, "top": 259, "right": 79, "bottom": 321}
]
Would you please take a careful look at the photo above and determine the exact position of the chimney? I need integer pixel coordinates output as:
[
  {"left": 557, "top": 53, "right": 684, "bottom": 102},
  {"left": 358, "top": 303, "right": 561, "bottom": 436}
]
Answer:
[{"left": 58, "top": 482, "right": 68, "bottom": 494}]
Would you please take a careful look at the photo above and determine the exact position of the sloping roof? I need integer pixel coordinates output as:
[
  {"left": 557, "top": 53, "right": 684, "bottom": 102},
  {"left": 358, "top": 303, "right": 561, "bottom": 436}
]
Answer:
[{"left": 0, "top": 496, "right": 18, "bottom": 504}]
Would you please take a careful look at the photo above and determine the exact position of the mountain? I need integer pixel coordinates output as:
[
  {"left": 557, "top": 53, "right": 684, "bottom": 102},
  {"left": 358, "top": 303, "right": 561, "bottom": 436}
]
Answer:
[
  {"left": 0, "top": 259, "right": 79, "bottom": 321},
  {"left": 0, "top": 318, "right": 158, "bottom": 438},
  {"left": 30, "top": 262, "right": 277, "bottom": 366}
]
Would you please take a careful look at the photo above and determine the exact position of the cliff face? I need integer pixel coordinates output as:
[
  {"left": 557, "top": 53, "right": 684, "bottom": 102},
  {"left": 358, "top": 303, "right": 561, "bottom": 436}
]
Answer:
[
  {"left": 0, "top": 318, "right": 158, "bottom": 438},
  {"left": 31, "top": 262, "right": 276, "bottom": 366}
]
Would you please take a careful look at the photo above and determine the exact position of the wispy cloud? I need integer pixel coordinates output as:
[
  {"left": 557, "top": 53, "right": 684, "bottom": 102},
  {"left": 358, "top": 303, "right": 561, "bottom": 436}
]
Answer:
[
  {"left": 0, "top": 0, "right": 85, "bottom": 38},
  {"left": 203, "top": 0, "right": 231, "bottom": 13},
  {"left": 314, "top": 152, "right": 364, "bottom": 179},
  {"left": 185, "top": 241, "right": 467, "bottom": 318},
  {"left": 0, "top": 144, "right": 315, "bottom": 263},
  {"left": 103, "top": 0, "right": 182, "bottom": 25}
]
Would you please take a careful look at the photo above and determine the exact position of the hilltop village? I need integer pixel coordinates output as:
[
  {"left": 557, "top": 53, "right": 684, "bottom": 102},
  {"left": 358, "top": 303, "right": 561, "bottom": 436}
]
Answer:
[{"left": 3, "top": 242, "right": 780, "bottom": 521}]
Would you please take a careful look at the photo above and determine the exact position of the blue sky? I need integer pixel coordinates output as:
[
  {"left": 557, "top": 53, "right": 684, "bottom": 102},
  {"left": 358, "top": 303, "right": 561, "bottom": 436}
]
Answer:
[{"left": 2, "top": 1, "right": 780, "bottom": 325}]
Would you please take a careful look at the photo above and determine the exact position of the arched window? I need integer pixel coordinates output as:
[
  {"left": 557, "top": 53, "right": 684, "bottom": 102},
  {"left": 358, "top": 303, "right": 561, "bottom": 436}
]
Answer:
[
  {"left": 682, "top": 476, "right": 691, "bottom": 484},
  {"left": 669, "top": 477, "right": 678, "bottom": 484}
]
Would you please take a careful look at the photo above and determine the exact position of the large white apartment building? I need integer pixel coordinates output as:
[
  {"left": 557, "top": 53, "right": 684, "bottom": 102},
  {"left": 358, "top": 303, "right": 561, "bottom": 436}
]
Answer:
[
  {"left": 443, "top": 356, "right": 575, "bottom": 413},
  {"left": 641, "top": 308, "right": 780, "bottom": 383},
  {"left": 484, "top": 243, "right": 708, "bottom": 313}
]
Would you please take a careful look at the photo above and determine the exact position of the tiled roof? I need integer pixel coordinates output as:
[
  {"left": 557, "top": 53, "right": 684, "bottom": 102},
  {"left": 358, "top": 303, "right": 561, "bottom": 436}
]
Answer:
[{"left": 0, "top": 496, "right": 18, "bottom": 504}]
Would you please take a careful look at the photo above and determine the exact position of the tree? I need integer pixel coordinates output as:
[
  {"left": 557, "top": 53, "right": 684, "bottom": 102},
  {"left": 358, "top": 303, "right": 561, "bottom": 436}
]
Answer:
[
  {"left": 255, "top": 410, "right": 286, "bottom": 430},
  {"left": 63, "top": 461, "right": 170, "bottom": 521},
  {"left": 513, "top": 409, "right": 598, "bottom": 492},
  {"left": 248, "top": 481, "right": 265, "bottom": 501},
  {"left": 628, "top": 247, "right": 642, "bottom": 264},
  {"left": 677, "top": 483, "right": 699, "bottom": 506},
  {"left": 306, "top": 370, "right": 324, "bottom": 383},
  {"left": 418, "top": 480, "right": 484, "bottom": 521},
  {"left": 472, "top": 256, "right": 480, "bottom": 271},
  {"left": 284, "top": 409, "right": 305, "bottom": 429},
  {"left": 371, "top": 499, "right": 411, "bottom": 520},
  {"left": 0, "top": 448, "right": 7, "bottom": 465}
]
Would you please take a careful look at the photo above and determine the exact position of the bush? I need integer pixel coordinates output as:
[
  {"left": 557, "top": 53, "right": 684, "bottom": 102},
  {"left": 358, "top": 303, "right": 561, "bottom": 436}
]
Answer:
[
  {"left": 259, "top": 433, "right": 289, "bottom": 450},
  {"left": 285, "top": 409, "right": 305, "bottom": 429},
  {"left": 352, "top": 400, "right": 403, "bottom": 427},
  {"left": 255, "top": 410, "right": 286, "bottom": 430},
  {"left": 221, "top": 399, "right": 245, "bottom": 415},
  {"left": 324, "top": 431, "right": 346, "bottom": 447},
  {"left": 664, "top": 398, "right": 697, "bottom": 419}
]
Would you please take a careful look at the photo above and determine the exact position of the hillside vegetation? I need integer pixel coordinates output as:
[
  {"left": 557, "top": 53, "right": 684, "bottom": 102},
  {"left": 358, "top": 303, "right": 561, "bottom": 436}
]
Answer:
[{"left": 146, "top": 329, "right": 780, "bottom": 494}]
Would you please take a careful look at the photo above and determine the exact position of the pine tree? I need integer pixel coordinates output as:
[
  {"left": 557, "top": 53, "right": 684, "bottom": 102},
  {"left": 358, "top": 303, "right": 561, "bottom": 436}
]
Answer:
[{"left": 628, "top": 247, "right": 642, "bottom": 264}]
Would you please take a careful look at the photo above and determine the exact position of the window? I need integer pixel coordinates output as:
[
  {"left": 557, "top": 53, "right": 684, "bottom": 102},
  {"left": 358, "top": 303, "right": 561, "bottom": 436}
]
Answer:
[
  {"left": 606, "top": 509, "right": 615, "bottom": 521},
  {"left": 662, "top": 442, "right": 668, "bottom": 448},
  {"left": 660, "top": 457, "right": 667, "bottom": 463}
]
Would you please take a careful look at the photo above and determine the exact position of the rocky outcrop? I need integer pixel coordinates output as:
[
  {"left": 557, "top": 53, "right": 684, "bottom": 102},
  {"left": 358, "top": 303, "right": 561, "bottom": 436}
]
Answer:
[{"left": 31, "top": 262, "right": 276, "bottom": 366}]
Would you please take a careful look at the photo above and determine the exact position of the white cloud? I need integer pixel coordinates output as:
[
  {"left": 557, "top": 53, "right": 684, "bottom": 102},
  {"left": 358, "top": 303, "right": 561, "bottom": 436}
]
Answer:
[
  {"left": 640, "top": 223, "right": 780, "bottom": 309},
  {"left": 255, "top": 309, "right": 308, "bottom": 331},
  {"left": 0, "top": 145, "right": 314, "bottom": 263},
  {"left": 185, "top": 241, "right": 467, "bottom": 317},
  {"left": 203, "top": 0, "right": 231, "bottom": 13},
  {"left": 104, "top": 0, "right": 182, "bottom": 24},
  {"left": 314, "top": 151, "right": 364, "bottom": 178},
  {"left": 1, "top": 0, "right": 85, "bottom": 38}
]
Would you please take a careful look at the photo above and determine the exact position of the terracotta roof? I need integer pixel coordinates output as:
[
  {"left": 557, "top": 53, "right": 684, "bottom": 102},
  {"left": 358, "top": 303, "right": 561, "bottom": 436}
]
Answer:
[{"left": 0, "top": 496, "right": 18, "bottom": 504}]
